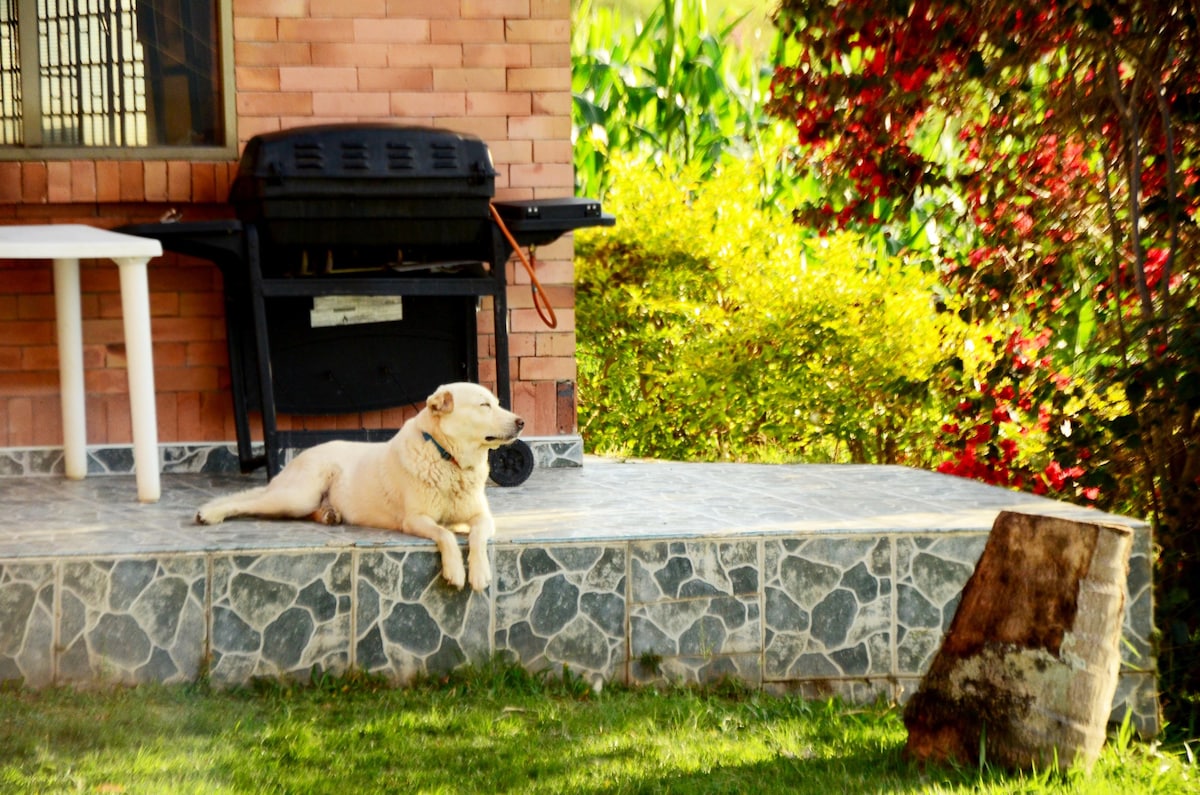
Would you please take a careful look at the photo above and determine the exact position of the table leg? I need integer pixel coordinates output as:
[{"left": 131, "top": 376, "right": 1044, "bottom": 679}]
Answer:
[
  {"left": 52, "top": 258, "right": 88, "bottom": 480},
  {"left": 115, "top": 257, "right": 161, "bottom": 502}
]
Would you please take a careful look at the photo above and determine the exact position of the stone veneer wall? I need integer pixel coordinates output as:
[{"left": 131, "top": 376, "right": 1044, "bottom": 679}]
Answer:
[{"left": 0, "top": 525, "right": 1158, "bottom": 735}]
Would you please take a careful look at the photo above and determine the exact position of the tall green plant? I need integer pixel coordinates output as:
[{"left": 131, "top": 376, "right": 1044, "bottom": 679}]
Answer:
[{"left": 571, "top": 0, "right": 778, "bottom": 199}]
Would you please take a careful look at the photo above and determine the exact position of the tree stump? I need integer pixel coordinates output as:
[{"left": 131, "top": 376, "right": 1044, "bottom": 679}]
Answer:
[{"left": 903, "top": 510, "right": 1132, "bottom": 771}]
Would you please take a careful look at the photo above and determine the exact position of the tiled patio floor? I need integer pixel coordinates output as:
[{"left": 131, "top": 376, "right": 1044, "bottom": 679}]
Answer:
[
  {"left": 0, "top": 457, "right": 1143, "bottom": 557},
  {"left": 0, "top": 458, "right": 1159, "bottom": 735}
]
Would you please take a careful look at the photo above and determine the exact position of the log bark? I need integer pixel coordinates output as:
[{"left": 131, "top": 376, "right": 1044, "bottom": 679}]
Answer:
[{"left": 903, "top": 510, "right": 1132, "bottom": 771}]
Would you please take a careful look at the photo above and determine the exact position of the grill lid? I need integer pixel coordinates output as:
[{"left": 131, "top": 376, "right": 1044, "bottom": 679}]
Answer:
[{"left": 229, "top": 123, "right": 498, "bottom": 204}]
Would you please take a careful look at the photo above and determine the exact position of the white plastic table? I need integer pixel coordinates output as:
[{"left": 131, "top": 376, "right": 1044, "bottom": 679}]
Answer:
[{"left": 0, "top": 224, "right": 164, "bottom": 502}]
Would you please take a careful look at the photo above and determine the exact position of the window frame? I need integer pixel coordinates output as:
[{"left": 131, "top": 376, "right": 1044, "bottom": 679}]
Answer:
[{"left": 0, "top": 0, "right": 237, "bottom": 161}]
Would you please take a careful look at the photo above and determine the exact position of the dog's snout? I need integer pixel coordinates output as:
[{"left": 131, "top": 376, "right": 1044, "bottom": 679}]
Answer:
[{"left": 514, "top": 416, "right": 525, "bottom": 430}]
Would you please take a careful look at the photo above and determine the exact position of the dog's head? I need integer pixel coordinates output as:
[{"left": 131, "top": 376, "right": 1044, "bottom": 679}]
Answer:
[{"left": 425, "top": 382, "right": 524, "bottom": 452}]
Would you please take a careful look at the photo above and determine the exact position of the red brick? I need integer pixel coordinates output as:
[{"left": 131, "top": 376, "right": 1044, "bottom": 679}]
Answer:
[
  {"left": 238, "top": 117, "right": 285, "bottom": 143},
  {"left": 236, "top": 86, "right": 319, "bottom": 114},
  {"left": 281, "top": 113, "right": 339, "bottom": 127},
  {"left": 150, "top": 262, "right": 218, "bottom": 292},
  {"left": 176, "top": 392, "right": 203, "bottom": 440},
  {"left": 531, "top": 90, "right": 572, "bottom": 115},
  {"left": 461, "top": 0, "right": 529, "bottom": 18},
  {"left": 531, "top": 0, "right": 569, "bottom": 18},
  {"left": 187, "top": 341, "right": 228, "bottom": 368},
  {"left": 156, "top": 392, "right": 178, "bottom": 440},
  {"left": 466, "top": 91, "right": 531, "bottom": 116},
  {"left": 234, "top": 16, "right": 278, "bottom": 41},
  {"left": 389, "top": 92, "right": 465, "bottom": 117},
  {"left": 7, "top": 397, "right": 33, "bottom": 445},
  {"left": 386, "top": 0, "right": 458, "bottom": 16},
  {"left": 518, "top": 355, "right": 575, "bottom": 382},
  {"left": 487, "top": 139, "right": 532, "bottom": 166},
  {"left": 79, "top": 263, "right": 120, "bottom": 293},
  {"left": 235, "top": 0, "right": 308, "bottom": 17},
  {"left": 0, "top": 370, "right": 56, "bottom": 397},
  {"left": 504, "top": 19, "right": 569, "bottom": 43},
  {"left": 166, "top": 161, "right": 193, "bottom": 202},
  {"left": 279, "top": 18, "right": 356, "bottom": 42},
  {"left": 537, "top": 331, "right": 576, "bottom": 357},
  {"left": 353, "top": 18, "right": 430, "bottom": 43},
  {"left": 439, "top": 116, "right": 508, "bottom": 141},
  {"left": 511, "top": 380, "right": 556, "bottom": 436},
  {"left": 235, "top": 42, "right": 313, "bottom": 67},
  {"left": 386, "top": 43, "right": 461, "bottom": 68},
  {"left": 236, "top": 66, "right": 281, "bottom": 91},
  {"left": 28, "top": 395, "right": 59, "bottom": 445},
  {"left": 313, "top": 92, "right": 392, "bottom": 116},
  {"left": 157, "top": 365, "right": 220, "bottom": 392},
  {"left": 279, "top": 66, "right": 357, "bottom": 92},
  {"left": 530, "top": 42, "right": 570, "bottom": 67},
  {"left": 507, "top": 66, "right": 569, "bottom": 92},
  {"left": 22, "top": 163, "right": 47, "bottom": 203},
  {"left": 359, "top": 68, "right": 435, "bottom": 91},
  {"left": 463, "top": 43, "right": 531, "bottom": 68},
  {"left": 511, "top": 307, "right": 573, "bottom": 333},
  {"left": 310, "top": 0, "right": 386, "bottom": 16},
  {"left": 476, "top": 357, "right": 497, "bottom": 387},
  {"left": 432, "top": 19, "right": 504, "bottom": 43},
  {"left": 47, "top": 163, "right": 72, "bottom": 203},
  {"left": 532, "top": 139, "right": 573, "bottom": 163},
  {"left": 154, "top": 317, "right": 217, "bottom": 343},
  {"left": 0, "top": 163, "right": 20, "bottom": 202},
  {"left": 180, "top": 291, "right": 224, "bottom": 318},
  {"left": 95, "top": 162, "right": 121, "bottom": 202},
  {"left": 508, "top": 115, "right": 571, "bottom": 140},
  {"left": 144, "top": 162, "right": 169, "bottom": 201},
  {"left": 154, "top": 341, "right": 188, "bottom": 368},
  {"left": 537, "top": 261, "right": 576, "bottom": 290},
  {"left": 509, "top": 162, "right": 573, "bottom": 189},
  {"left": 70, "top": 162, "right": 98, "bottom": 202},
  {"left": 433, "top": 68, "right": 506, "bottom": 92},
  {"left": 191, "top": 164, "right": 218, "bottom": 202},
  {"left": 315, "top": 43, "right": 391, "bottom": 68},
  {"left": 20, "top": 344, "right": 59, "bottom": 370},
  {"left": 105, "top": 393, "right": 132, "bottom": 443},
  {"left": 119, "top": 162, "right": 144, "bottom": 202},
  {"left": 508, "top": 332, "right": 537, "bottom": 357}
]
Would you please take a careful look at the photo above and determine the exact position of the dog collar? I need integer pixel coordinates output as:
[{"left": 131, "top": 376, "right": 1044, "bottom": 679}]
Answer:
[{"left": 422, "top": 432, "right": 459, "bottom": 467}]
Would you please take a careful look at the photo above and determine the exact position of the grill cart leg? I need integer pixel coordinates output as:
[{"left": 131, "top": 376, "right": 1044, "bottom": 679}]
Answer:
[
  {"left": 245, "top": 227, "right": 284, "bottom": 478},
  {"left": 491, "top": 226, "right": 512, "bottom": 409}
]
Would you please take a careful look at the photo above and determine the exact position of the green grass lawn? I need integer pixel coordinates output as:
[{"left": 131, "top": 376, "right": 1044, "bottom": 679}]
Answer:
[{"left": 0, "top": 664, "right": 1194, "bottom": 794}]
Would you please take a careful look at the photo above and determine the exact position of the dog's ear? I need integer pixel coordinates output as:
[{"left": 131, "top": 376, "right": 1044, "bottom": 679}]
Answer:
[{"left": 426, "top": 387, "right": 454, "bottom": 415}]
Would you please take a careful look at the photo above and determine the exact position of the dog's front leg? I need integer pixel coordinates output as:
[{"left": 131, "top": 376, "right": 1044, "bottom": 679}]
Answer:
[
  {"left": 466, "top": 512, "right": 496, "bottom": 592},
  {"left": 403, "top": 515, "right": 466, "bottom": 589}
]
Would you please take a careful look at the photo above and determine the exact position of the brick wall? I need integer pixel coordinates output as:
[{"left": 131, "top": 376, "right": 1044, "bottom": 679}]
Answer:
[{"left": 0, "top": 0, "right": 577, "bottom": 449}]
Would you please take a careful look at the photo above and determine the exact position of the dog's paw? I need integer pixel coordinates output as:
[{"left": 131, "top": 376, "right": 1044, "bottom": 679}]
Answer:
[
  {"left": 441, "top": 557, "right": 466, "bottom": 590},
  {"left": 195, "top": 508, "right": 217, "bottom": 525},
  {"left": 312, "top": 505, "right": 342, "bottom": 525},
  {"left": 468, "top": 558, "right": 492, "bottom": 592}
]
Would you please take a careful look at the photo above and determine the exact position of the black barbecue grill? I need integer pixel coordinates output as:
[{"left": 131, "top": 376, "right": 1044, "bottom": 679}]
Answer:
[{"left": 123, "top": 123, "right": 613, "bottom": 485}]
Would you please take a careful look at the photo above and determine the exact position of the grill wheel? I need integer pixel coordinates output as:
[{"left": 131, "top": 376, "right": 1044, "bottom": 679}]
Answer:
[{"left": 488, "top": 439, "right": 535, "bottom": 487}]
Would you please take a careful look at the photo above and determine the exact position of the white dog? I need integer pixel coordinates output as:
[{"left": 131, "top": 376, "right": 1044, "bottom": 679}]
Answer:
[{"left": 195, "top": 382, "right": 524, "bottom": 591}]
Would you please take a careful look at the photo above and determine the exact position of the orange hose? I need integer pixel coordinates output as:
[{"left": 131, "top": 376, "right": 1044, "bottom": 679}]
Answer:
[{"left": 490, "top": 203, "right": 558, "bottom": 329}]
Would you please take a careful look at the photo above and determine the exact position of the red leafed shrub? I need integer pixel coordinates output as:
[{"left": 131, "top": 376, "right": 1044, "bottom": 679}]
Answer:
[{"left": 771, "top": 0, "right": 1200, "bottom": 716}]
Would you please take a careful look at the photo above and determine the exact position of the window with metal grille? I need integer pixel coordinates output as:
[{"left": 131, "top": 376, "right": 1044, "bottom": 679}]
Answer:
[{"left": 0, "top": 0, "right": 226, "bottom": 151}]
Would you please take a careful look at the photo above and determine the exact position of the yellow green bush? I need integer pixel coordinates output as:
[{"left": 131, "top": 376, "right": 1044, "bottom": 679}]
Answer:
[{"left": 576, "top": 155, "right": 968, "bottom": 464}]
